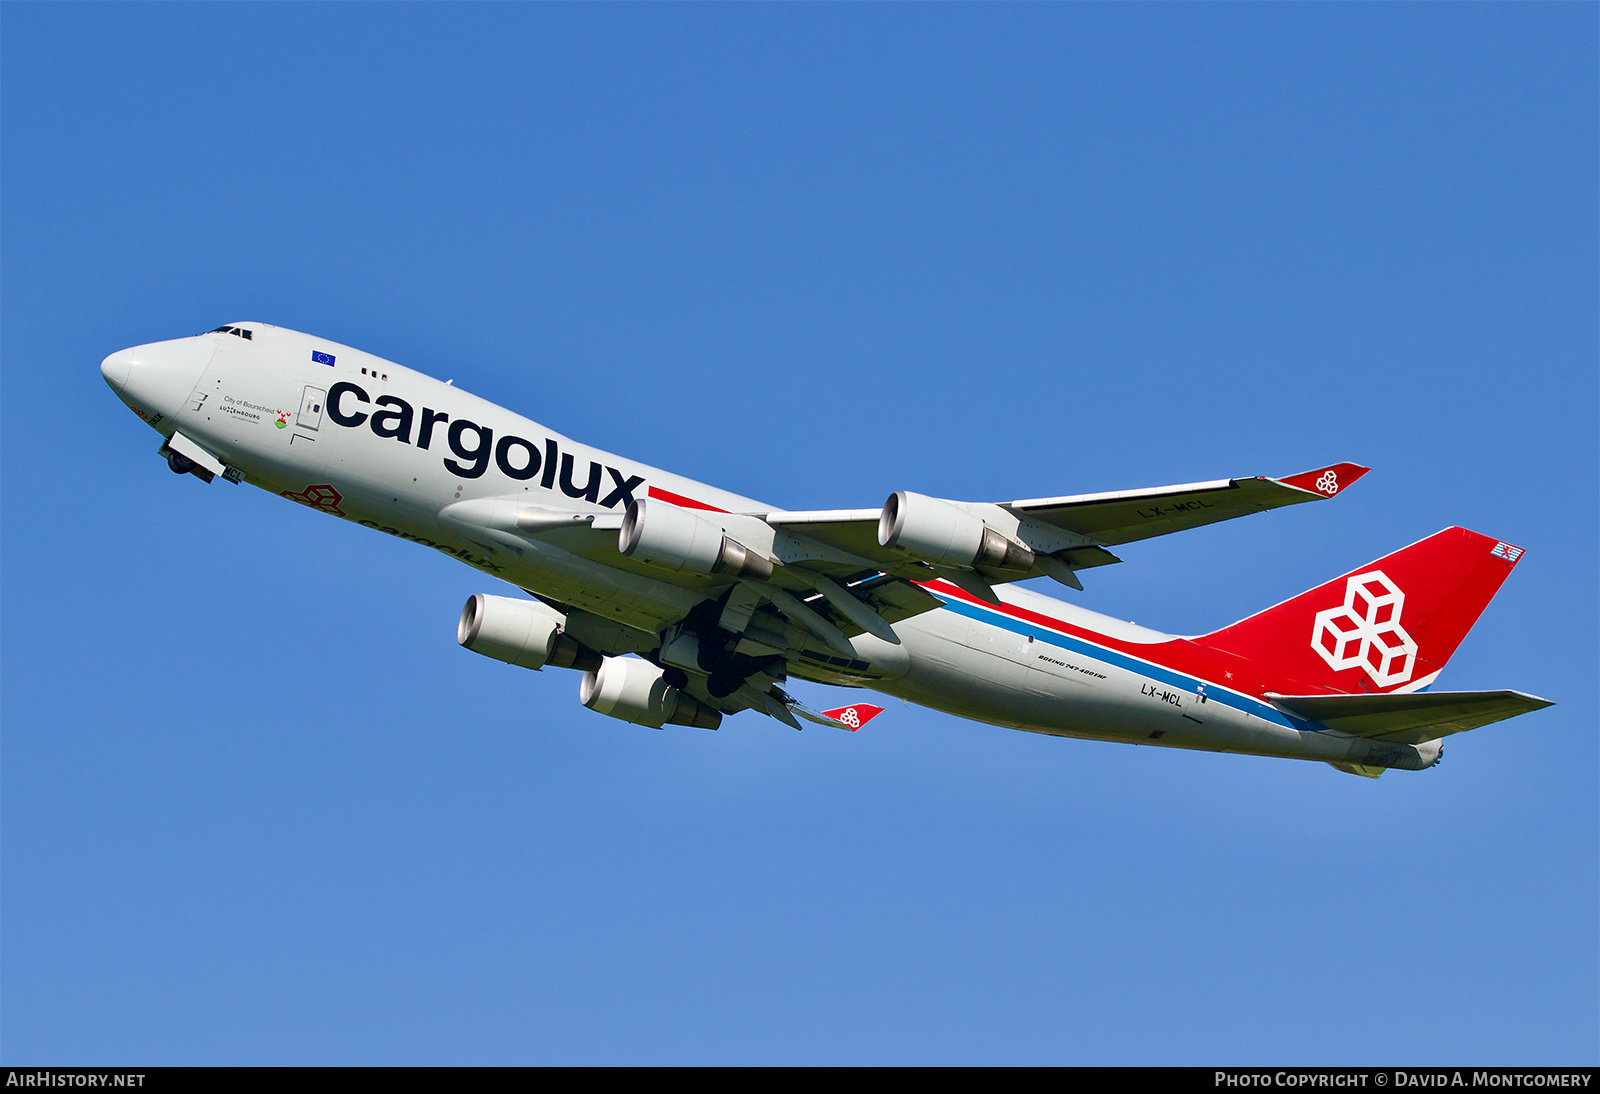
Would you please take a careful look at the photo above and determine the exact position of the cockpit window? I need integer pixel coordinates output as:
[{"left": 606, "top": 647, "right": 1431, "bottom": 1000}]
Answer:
[{"left": 209, "top": 325, "right": 253, "bottom": 340}]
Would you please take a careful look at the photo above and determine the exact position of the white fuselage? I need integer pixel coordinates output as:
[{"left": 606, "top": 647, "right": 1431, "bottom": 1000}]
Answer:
[{"left": 102, "top": 324, "right": 1399, "bottom": 770}]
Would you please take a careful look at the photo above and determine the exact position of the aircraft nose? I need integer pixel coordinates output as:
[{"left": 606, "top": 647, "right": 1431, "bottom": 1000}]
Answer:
[
  {"left": 100, "top": 337, "right": 215, "bottom": 425},
  {"left": 100, "top": 348, "right": 136, "bottom": 393}
]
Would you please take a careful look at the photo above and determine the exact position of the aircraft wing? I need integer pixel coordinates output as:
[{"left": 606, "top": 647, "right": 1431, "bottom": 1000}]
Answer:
[
  {"left": 443, "top": 461, "right": 1368, "bottom": 669},
  {"left": 1004, "top": 462, "right": 1369, "bottom": 547},
  {"left": 764, "top": 462, "right": 1369, "bottom": 596}
]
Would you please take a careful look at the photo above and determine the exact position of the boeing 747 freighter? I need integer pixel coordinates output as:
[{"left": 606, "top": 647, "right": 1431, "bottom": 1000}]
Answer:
[{"left": 101, "top": 323, "right": 1552, "bottom": 776}]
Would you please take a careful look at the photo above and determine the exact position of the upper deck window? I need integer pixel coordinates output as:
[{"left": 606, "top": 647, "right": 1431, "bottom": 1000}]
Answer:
[{"left": 210, "top": 325, "right": 253, "bottom": 340}]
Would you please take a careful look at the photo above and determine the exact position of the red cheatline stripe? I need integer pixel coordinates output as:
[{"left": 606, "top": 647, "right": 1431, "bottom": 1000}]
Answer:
[
  {"left": 919, "top": 576, "right": 1187, "bottom": 661},
  {"left": 647, "top": 486, "right": 729, "bottom": 513},
  {"left": 917, "top": 576, "right": 1306, "bottom": 700}
]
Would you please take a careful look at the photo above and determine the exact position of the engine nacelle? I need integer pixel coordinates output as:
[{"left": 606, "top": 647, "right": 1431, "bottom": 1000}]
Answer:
[
  {"left": 618, "top": 497, "right": 773, "bottom": 580},
  {"left": 579, "top": 656, "right": 722, "bottom": 730},
  {"left": 877, "top": 491, "right": 1036, "bottom": 572},
  {"left": 457, "top": 593, "right": 600, "bottom": 671}
]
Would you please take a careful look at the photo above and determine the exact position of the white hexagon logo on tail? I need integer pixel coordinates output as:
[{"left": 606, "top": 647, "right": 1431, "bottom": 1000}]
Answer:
[{"left": 1311, "top": 570, "right": 1417, "bottom": 687}]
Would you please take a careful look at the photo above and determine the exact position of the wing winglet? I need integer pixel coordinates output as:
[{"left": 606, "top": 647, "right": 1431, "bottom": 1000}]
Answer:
[
  {"left": 820, "top": 703, "right": 884, "bottom": 731},
  {"left": 1273, "top": 462, "right": 1370, "bottom": 499}
]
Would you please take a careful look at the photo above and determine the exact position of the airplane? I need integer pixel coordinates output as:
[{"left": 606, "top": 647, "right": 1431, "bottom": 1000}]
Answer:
[{"left": 100, "top": 322, "right": 1553, "bottom": 778}]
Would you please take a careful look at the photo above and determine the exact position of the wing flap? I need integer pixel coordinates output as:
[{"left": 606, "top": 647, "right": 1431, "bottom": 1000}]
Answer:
[
  {"left": 777, "top": 574, "right": 944, "bottom": 643},
  {"left": 1265, "top": 690, "right": 1554, "bottom": 745}
]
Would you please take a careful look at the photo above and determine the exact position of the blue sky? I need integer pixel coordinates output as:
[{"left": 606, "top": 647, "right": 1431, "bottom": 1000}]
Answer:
[{"left": 3, "top": 4, "right": 1595, "bottom": 1064}]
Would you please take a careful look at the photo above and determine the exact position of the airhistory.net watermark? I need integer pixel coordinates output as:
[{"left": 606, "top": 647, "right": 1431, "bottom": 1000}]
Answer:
[{"left": 5, "top": 1076, "right": 145, "bottom": 1088}]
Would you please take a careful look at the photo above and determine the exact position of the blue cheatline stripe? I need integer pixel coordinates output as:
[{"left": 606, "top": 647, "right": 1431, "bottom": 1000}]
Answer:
[{"left": 933, "top": 596, "right": 1305, "bottom": 731}]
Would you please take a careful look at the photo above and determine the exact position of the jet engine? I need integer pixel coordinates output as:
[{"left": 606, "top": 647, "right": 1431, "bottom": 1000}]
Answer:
[
  {"left": 618, "top": 497, "right": 773, "bottom": 580},
  {"left": 579, "top": 656, "right": 722, "bottom": 730},
  {"left": 877, "top": 490, "right": 1035, "bottom": 572},
  {"left": 457, "top": 593, "right": 600, "bottom": 671}
]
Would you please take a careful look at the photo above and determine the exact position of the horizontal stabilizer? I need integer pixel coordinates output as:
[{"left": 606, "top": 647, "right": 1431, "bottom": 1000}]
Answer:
[{"left": 1266, "top": 690, "right": 1553, "bottom": 745}]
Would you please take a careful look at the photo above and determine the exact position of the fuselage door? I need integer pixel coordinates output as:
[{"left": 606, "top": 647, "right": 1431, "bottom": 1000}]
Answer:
[{"left": 297, "top": 385, "right": 326, "bottom": 431}]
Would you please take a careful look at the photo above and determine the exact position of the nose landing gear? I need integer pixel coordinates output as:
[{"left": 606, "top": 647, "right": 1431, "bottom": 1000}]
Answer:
[{"left": 156, "top": 433, "right": 225, "bottom": 483}]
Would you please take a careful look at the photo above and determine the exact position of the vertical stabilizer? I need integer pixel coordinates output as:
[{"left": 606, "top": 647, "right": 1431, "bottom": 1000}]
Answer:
[{"left": 1197, "top": 528, "right": 1525, "bottom": 694}]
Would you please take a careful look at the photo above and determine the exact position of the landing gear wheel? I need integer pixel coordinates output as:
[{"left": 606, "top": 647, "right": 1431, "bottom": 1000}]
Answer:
[
  {"left": 167, "top": 452, "right": 196, "bottom": 475},
  {"left": 707, "top": 672, "right": 742, "bottom": 699}
]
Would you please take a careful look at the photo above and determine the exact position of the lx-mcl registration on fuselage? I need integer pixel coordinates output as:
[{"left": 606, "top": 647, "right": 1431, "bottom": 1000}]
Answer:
[{"left": 102, "top": 323, "right": 1552, "bottom": 777}]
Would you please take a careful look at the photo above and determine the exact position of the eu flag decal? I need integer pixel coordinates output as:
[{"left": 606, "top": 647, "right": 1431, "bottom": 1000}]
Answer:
[{"left": 312, "top": 351, "right": 336, "bottom": 366}]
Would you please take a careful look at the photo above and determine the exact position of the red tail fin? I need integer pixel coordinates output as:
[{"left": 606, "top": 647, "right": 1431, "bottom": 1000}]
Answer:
[{"left": 1198, "top": 528, "right": 1525, "bottom": 694}]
